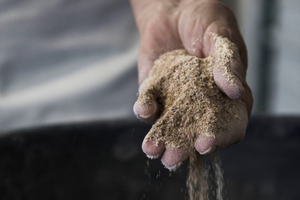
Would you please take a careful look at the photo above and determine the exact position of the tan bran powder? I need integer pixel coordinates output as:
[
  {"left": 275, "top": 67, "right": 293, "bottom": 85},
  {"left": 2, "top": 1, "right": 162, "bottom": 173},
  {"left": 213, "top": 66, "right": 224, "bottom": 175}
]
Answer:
[{"left": 138, "top": 34, "right": 240, "bottom": 200}]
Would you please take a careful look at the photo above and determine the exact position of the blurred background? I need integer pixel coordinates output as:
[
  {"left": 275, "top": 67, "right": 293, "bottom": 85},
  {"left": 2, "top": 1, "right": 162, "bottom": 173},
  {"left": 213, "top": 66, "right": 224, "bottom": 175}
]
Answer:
[
  {"left": 0, "top": 0, "right": 139, "bottom": 132},
  {"left": 224, "top": 0, "right": 300, "bottom": 115}
]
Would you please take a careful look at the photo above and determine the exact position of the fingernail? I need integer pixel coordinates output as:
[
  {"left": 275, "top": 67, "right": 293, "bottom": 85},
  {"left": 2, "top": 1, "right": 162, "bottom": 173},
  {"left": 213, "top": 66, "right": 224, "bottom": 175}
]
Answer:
[
  {"left": 142, "top": 140, "right": 165, "bottom": 158},
  {"left": 146, "top": 154, "right": 160, "bottom": 159},
  {"left": 199, "top": 147, "right": 212, "bottom": 155},
  {"left": 138, "top": 114, "right": 152, "bottom": 119},
  {"left": 163, "top": 162, "right": 182, "bottom": 172},
  {"left": 195, "top": 135, "right": 215, "bottom": 155},
  {"left": 133, "top": 101, "right": 157, "bottom": 122}
]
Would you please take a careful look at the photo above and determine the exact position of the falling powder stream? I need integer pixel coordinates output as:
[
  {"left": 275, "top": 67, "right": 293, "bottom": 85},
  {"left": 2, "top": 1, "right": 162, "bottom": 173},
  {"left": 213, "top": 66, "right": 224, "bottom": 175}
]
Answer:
[{"left": 187, "top": 150, "right": 225, "bottom": 200}]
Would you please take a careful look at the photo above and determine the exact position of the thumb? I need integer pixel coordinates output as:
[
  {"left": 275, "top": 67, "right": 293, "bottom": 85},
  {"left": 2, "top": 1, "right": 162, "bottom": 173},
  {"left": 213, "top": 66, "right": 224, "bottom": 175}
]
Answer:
[{"left": 204, "top": 27, "right": 246, "bottom": 100}]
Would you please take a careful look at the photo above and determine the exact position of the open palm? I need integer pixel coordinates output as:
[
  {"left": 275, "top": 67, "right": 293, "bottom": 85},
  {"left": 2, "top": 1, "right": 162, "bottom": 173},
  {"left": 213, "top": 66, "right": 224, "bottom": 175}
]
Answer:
[{"left": 131, "top": 0, "right": 253, "bottom": 170}]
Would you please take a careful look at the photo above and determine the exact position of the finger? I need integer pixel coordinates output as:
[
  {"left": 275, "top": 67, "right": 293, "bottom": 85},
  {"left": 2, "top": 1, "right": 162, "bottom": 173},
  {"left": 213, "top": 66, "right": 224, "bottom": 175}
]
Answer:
[
  {"left": 181, "top": 25, "right": 246, "bottom": 99},
  {"left": 179, "top": 9, "right": 247, "bottom": 99},
  {"left": 213, "top": 58, "right": 245, "bottom": 100},
  {"left": 133, "top": 82, "right": 161, "bottom": 123},
  {"left": 142, "top": 139, "right": 165, "bottom": 159},
  {"left": 195, "top": 136, "right": 216, "bottom": 155},
  {"left": 177, "top": 1, "right": 248, "bottom": 100},
  {"left": 136, "top": 22, "right": 182, "bottom": 122},
  {"left": 161, "top": 148, "right": 188, "bottom": 172},
  {"left": 133, "top": 101, "right": 160, "bottom": 123},
  {"left": 204, "top": 25, "right": 246, "bottom": 100},
  {"left": 194, "top": 100, "right": 248, "bottom": 154}
]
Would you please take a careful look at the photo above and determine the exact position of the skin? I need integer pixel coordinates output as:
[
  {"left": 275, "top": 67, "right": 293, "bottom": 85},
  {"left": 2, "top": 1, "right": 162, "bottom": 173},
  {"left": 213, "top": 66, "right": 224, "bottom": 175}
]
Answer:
[{"left": 130, "top": 0, "right": 253, "bottom": 170}]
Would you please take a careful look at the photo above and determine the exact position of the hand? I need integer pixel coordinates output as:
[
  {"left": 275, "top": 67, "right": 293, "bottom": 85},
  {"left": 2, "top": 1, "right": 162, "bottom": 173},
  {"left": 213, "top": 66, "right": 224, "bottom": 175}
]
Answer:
[{"left": 130, "top": 0, "right": 253, "bottom": 170}]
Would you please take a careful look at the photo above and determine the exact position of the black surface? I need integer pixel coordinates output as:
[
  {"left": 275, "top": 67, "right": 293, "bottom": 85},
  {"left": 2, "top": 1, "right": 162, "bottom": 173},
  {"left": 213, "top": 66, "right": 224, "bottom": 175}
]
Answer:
[{"left": 0, "top": 116, "right": 299, "bottom": 200}]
